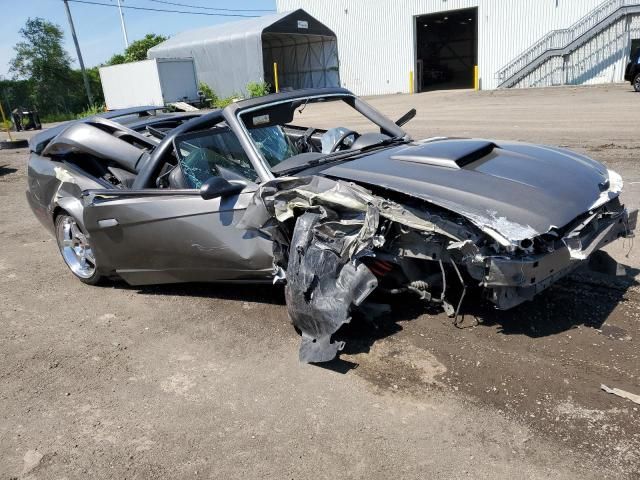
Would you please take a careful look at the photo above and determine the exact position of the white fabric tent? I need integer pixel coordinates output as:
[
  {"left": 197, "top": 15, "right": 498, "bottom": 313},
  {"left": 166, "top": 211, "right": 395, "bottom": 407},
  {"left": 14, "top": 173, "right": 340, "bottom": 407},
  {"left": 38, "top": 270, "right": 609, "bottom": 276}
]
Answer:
[{"left": 148, "top": 9, "right": 340, "bottom": 98}]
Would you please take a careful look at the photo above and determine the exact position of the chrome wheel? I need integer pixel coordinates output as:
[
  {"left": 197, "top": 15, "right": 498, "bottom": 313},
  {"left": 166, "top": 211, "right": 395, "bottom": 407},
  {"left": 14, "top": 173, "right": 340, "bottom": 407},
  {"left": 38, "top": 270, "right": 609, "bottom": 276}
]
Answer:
[
  {"left": 634, "top": 74, "right": 640, "bottom": 92},
  {"left": 56, "top": 215, "right": 96, "bottom": 279}
]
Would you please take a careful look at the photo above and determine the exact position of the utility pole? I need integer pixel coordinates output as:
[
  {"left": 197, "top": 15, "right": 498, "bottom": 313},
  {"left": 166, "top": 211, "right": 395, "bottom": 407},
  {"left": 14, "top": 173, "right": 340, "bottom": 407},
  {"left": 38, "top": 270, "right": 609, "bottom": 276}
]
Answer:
[
  {"left": 116, "top": 0, "right": 129, "bottom": 48},
  {"left": 62, "top": 0, "right": 94, "bottom": 106}
]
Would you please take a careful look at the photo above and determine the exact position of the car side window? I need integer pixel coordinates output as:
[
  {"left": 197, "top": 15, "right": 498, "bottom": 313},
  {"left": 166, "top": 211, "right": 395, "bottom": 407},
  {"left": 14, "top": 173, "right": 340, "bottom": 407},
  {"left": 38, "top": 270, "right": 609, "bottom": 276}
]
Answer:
[{"left": 175, "top": 127, "right": 259, "bottom": 188}]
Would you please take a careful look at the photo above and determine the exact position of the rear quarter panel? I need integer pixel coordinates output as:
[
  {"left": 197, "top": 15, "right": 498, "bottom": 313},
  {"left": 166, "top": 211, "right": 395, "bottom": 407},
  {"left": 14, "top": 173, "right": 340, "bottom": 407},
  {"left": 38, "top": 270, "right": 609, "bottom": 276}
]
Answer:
[{"left": 26, "top": 153, "right": 105, "bottom": 235}]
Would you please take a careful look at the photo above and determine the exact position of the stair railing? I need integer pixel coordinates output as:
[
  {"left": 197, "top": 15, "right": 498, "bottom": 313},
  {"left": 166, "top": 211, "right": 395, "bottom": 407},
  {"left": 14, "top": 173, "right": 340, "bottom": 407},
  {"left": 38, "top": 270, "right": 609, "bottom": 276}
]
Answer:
[{"left": 496, "top": 0, "right": 637, "bottom": 85}]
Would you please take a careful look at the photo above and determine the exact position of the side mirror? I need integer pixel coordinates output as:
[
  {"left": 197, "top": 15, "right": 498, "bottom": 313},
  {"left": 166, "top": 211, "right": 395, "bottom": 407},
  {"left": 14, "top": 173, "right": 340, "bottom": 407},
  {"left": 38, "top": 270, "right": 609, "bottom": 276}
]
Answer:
[
  {"left": 199, "top": 176, "right": 245, "bottom": 200},
  {"left": 395, "top": 108, "right": 416, "bottom": 127}
]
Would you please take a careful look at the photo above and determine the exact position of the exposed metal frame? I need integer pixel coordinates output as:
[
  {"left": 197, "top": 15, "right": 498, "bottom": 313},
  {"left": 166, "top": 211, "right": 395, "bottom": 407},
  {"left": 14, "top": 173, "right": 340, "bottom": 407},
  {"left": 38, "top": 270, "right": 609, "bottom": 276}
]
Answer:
[{"left": 228, "top": 91, "right": 407, "bottom": 181}]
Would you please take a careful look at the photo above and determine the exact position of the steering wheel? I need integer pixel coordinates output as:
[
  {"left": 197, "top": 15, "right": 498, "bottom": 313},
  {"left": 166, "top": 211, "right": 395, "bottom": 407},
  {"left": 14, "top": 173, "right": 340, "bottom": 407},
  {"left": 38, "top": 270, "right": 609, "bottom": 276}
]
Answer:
[
  {"left": 329, "top": 129, "right": 360, "bottom": 153},
  {"left": 295, "top": 127, "right": 319, "bottom": 152}
]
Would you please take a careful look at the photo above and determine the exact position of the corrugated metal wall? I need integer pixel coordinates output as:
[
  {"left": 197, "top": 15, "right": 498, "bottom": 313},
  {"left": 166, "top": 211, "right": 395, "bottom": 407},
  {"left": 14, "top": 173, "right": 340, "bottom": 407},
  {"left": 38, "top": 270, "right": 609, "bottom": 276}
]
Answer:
[{"left": 276, "top": 0, "right": 625, "bottom": 94}]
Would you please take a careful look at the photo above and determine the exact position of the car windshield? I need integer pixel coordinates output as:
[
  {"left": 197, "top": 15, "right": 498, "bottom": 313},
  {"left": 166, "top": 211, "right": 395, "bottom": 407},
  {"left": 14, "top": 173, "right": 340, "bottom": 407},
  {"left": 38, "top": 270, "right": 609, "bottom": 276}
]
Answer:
[
  {"left": 238, "top": 95, "right": 395, "bottom": 172},
  {"left": 174, "top": 126, "right": 259, "bottom": 187}
]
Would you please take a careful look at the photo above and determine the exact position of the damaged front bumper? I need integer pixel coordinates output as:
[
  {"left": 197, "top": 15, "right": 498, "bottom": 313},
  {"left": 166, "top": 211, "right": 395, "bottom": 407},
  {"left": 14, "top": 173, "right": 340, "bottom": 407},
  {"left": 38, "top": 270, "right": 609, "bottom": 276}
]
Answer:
[
  {"left": 239, "top": 176, "right": 636, "bottom": 363},
  {"left": 481, "top": 207, "right": 637, "bottom": 309}
]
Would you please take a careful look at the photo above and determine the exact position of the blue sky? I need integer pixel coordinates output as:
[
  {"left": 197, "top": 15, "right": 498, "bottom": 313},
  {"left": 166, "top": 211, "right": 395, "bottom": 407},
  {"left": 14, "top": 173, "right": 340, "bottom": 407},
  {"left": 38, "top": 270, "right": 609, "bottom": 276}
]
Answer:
[{"left": 0, "top": 0, "right": 276, "bottom": 78}]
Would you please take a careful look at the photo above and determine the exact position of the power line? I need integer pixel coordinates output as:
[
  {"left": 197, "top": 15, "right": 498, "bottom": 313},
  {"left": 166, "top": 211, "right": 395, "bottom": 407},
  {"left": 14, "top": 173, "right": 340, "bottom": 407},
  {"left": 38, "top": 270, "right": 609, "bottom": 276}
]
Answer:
[
  {"left": 147, "top": 0, "right": 275, "bottom": 13},
  {"left": 66, "top": 0, "right": 260, "bottom": 17}
]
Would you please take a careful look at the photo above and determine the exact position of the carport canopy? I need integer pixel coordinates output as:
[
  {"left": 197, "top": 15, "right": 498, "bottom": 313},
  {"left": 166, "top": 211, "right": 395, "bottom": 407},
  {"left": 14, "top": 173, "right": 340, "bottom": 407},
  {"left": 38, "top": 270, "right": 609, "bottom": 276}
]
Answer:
[{"left": 148, "top": 9, "right": 340, "bottom": 98}]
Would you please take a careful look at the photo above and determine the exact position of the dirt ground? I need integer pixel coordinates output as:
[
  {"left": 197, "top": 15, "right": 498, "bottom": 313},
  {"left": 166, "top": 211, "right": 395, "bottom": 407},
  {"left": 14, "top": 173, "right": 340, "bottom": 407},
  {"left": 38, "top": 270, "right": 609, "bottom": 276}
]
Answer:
[{"left": 1, "top": 84, "right": 639, "bottom": 479}]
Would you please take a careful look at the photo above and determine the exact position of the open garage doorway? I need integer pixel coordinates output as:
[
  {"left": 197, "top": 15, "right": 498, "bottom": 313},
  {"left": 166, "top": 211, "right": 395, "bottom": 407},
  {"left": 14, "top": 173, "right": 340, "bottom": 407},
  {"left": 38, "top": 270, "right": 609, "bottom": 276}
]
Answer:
[{"left": 414, "top": 7, "right": 478, "bottom": 91}]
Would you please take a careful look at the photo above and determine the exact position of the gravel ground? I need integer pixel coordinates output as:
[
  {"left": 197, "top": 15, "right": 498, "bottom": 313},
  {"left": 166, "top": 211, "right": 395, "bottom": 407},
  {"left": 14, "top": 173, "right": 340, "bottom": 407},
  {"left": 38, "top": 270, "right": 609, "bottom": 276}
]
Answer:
[{"left": 1, "top": 83, "right": 639, "bottom": 479}]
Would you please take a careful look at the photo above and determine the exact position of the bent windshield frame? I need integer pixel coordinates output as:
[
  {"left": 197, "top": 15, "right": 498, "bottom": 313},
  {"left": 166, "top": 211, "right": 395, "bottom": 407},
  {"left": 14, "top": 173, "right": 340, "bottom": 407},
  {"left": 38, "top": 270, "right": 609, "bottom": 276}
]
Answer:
[{"left": 234, "top": 93, "right": 407, "bottom": 174}]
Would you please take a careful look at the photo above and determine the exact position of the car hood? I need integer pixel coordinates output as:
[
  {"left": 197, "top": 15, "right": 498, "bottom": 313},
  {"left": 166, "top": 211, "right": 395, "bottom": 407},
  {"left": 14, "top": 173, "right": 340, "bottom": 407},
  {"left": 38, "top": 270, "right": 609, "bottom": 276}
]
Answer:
[{"left": 320, "top": 138, "right": 620, "bottom": 242}]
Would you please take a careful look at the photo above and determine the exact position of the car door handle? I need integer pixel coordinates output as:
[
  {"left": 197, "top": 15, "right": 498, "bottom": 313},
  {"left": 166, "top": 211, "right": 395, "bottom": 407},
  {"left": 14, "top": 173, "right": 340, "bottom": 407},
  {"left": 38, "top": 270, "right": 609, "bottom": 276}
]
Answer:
[{"left": 97, "top": 218, "right": 119, "bottom": 228}]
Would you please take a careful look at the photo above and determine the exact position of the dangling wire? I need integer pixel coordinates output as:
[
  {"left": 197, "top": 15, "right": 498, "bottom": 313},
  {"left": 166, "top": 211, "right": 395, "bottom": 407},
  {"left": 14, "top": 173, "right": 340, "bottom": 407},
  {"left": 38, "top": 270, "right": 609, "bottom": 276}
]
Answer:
[
  {"left": 438, "top": 259, "right": 447, "bottom": 303},
  {"left": 449, "top": 260, "right": 469, "bottom": 327}
]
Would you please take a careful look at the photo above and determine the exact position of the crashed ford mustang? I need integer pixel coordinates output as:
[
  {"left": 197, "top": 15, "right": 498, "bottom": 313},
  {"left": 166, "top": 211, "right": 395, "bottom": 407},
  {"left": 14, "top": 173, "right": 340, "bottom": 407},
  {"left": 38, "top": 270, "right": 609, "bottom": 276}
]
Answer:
[{"left": 26, "top": 88, "right": 637, "bottom": 362}]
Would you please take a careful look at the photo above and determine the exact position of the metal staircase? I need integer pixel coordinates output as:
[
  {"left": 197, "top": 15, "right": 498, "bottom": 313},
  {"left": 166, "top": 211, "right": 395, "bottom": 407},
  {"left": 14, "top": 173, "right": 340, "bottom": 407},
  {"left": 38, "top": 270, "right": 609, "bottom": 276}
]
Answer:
[{"left": 496, "top": 0, "right": 640, "bottom": 88}]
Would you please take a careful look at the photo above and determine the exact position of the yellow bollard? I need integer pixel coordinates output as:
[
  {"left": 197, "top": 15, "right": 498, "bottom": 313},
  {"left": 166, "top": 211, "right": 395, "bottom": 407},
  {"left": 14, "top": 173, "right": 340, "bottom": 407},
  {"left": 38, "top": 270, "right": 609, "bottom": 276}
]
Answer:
[
  {"left": 409, "top": 70, "right": 414, "bottom": 94},
  {"left": 0, "top": 101, "right": 14, "bottom": 142},
  {"left": 273, "top": 62, "right": 280, "bottom": 93},
  {"left": 474, "top": 65, "right": 479, "bottom": 91}
]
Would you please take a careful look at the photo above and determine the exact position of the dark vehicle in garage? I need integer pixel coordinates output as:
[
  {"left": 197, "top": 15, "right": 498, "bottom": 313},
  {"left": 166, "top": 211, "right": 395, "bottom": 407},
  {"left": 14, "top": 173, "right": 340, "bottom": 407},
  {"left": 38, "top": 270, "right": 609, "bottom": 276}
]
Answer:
[{"left": 26, "top": 88, "right": 636, "bottom": 362}]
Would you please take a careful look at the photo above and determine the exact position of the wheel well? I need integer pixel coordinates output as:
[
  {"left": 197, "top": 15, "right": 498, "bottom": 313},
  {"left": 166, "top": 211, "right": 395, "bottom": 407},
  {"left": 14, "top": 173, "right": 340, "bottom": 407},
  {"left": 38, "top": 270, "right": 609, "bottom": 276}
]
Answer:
[{"left": 53, "top": 206, "right": 68, "bottom": 222}]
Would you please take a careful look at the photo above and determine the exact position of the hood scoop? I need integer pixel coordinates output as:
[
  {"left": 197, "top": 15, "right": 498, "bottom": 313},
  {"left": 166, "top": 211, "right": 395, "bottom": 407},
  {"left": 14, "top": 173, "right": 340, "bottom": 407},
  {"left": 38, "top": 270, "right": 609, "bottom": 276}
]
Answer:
[{"left": 392, "top": 139, "right": 497, "bottom": 169}]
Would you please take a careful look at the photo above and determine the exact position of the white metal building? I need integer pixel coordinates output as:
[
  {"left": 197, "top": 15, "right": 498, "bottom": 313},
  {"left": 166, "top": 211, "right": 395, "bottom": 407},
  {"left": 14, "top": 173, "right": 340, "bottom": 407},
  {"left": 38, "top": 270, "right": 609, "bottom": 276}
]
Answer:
[{"left": 276, "top": 0, "right": 640, "bottom": 94}]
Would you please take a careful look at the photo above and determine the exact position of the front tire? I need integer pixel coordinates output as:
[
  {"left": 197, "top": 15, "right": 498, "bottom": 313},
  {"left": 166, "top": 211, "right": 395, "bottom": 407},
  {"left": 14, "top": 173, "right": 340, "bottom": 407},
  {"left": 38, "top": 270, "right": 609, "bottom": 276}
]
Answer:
[
  {"left": 634, "top": 73, "right": 640, "bottom": 92},
  {"left": 55, "top": 214, "right": 103, "bottom": 285}
]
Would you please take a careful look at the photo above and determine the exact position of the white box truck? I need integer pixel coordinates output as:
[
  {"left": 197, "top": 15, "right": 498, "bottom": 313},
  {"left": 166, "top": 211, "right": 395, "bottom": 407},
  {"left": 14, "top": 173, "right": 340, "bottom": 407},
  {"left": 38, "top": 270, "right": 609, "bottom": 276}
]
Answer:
[{"left": 99, "top": 58, "right": 199, "bottom": 110}]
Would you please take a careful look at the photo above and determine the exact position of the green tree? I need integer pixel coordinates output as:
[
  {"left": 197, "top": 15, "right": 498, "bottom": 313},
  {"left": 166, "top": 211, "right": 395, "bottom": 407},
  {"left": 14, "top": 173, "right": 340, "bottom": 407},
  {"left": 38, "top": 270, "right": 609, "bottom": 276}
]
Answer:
[
  {"left": 106, "top": 34, "right": 167, "bottom": 65},
  {"left": 105, "top": 53, "right": 126, "bottom": 66},
  {"left": 86, "top": 67, "right": 104, "bottom": 105},
  {"left": 124, "top": 33, "right": 167, "bottom": 62},
  {"left": 9, "top": 18, "right": 73, "bottom": 114}
]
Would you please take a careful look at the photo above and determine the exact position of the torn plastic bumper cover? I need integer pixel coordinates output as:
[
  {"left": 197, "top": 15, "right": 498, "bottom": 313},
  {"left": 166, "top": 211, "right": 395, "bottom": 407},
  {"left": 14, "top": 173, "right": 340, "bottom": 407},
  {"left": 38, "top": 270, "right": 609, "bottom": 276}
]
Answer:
[
  {"left": 287, "top": 211, "right": 378, "bottom": 362},
  {"left": 239, "top": 176, "right": 636, "bottom": 363}
]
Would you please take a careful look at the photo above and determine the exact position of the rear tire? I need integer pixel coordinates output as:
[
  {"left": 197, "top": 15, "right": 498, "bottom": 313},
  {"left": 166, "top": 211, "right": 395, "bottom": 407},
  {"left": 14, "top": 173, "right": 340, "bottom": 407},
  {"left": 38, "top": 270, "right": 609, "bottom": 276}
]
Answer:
[
  {"left": 634, "top": 73, "right": 640, "bottom": 92},
  {"left": 55, "top": 214, "right": 103, "bottom": 285}
]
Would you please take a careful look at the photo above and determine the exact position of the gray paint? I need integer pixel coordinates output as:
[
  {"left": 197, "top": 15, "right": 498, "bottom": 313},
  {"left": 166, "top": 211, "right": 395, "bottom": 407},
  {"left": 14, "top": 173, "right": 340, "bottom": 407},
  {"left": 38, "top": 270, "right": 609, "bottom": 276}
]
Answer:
[
  {"left": 83, "top": 188, "right": 273, "bottom": 284},
  {"left": 42, "top": 123, "right": 146, "bottom": 173},
  {"left": 29, "top": 106, "right": 167, "bottom": 155},
  {"left": 322, "top": 140, "right": 610, "bottom": 239}
]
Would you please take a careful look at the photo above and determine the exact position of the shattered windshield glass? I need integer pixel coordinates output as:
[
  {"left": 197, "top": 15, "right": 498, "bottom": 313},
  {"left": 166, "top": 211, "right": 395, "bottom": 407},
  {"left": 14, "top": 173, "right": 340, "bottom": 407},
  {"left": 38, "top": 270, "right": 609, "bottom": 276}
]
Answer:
[
  {"left": 245, "top": 125, "right": 301, "bottom": 167},
  {"left": 239, "top": 96, "right": 386, "bottom": 171},
  {"left": 174, "top": 127, "right": 259, "bottom": 186}
]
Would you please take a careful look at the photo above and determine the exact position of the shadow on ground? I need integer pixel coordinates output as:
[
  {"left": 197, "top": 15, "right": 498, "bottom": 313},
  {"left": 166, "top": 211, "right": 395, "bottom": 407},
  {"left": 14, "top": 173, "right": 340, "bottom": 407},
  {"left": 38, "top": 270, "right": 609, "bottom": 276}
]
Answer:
[
  {"left": 130, "top": 281, "right": 286, "bottom": 306},
  {"left": 331, "top": 253, "right": 639, "bottom": 370},
  {"left": 475, "top": 257, "right": 639, "bottom": 337},
  {"left": 105, "top": 253, "right": 637, "bottom": 373},
  {"left": 0, "top": 165, "right": 18, "bottom": 177}
]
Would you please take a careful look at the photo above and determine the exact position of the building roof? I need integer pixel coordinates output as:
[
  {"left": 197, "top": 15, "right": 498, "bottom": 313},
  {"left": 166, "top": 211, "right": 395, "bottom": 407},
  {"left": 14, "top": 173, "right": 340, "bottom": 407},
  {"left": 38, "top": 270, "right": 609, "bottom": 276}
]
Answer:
[{"left": 148, "top": 9, "right": 334, "bottom": 56}]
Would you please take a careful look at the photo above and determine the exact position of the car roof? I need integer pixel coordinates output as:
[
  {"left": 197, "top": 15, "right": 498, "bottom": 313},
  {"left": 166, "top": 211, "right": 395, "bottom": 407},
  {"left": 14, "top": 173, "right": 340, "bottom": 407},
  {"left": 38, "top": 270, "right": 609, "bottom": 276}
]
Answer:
[
  {"left": 226, "top": 87, "right": 354, "bottom": 113},
  {"left": 123, "top": 112, "right": 203, "bottom": 130}
]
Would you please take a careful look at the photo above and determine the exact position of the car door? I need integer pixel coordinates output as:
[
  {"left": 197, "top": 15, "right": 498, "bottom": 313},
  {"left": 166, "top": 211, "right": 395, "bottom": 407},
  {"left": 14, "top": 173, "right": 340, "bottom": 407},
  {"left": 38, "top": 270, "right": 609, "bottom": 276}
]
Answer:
[{"left": 83, "top": 128, "right": 274, "bottom": 286}]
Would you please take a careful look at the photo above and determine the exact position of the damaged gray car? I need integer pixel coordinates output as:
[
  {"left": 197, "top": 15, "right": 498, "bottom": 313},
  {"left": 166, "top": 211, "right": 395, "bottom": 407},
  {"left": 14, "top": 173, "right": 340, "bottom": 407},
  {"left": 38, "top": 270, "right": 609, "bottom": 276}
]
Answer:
[{"left": 26, "top": 88, "right": 637, "bottom": 362}]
